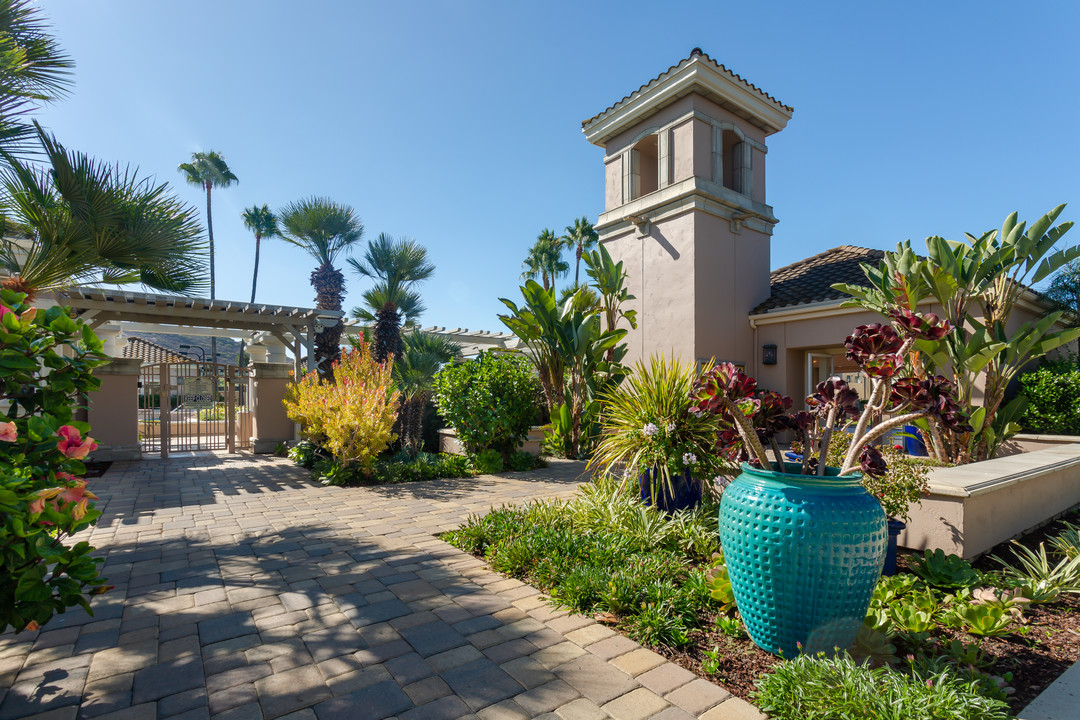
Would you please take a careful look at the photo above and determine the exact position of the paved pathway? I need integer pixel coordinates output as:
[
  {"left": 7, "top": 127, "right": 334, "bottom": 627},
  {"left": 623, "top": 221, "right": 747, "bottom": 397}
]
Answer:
[{"left": 0, "top": 453, "right": 763, "bottom": 720}]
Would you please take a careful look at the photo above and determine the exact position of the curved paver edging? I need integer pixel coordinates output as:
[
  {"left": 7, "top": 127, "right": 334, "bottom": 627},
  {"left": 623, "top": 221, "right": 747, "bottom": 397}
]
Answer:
[{"left": 0, "top": 453, "right": 763, "bottom": 720}]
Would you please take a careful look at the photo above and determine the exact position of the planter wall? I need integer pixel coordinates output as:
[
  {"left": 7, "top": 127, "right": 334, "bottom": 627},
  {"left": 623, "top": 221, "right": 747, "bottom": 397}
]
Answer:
[
  {"left": 437, "top": 426, "right": 544, "bottom": 456},
  {"left": 900, "top": 443, "right": 1080, "bottom": 559}
]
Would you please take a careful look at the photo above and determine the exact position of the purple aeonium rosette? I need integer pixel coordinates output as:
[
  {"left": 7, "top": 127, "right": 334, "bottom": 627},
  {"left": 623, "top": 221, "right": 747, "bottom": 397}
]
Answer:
[
  {"left": 889, "top": 308, "right": 952, "bottom": 341},
  {"left": 845, "top": 323, "right": 904, "bottom": 378}
]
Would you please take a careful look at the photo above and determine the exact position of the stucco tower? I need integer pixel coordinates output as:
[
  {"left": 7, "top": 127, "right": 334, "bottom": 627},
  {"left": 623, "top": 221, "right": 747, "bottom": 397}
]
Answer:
[{"left": 582, "top": 50, "right": 792, "bottom": 367}]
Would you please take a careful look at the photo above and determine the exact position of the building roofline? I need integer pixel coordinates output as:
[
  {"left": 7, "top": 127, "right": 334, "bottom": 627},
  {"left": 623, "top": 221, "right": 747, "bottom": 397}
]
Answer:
[{"left": 582, "top": 49, "right": 793, "bottom": 146}]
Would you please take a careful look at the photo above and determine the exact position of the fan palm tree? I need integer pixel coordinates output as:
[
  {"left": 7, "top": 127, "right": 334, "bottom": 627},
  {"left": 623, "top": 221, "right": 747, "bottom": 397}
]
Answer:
[
  {"left": 0, "top": 124, "right": 206, "bottom": 301},
  {"left": 563, "top": 216, "right": 598, "bottom": 288},
  {"left": 348, "top": 233, "right": 434, "bottom": 364},
  {"left": 521, "top": 229, "right": 568, "bottom": 292},
  {"left": 0, "top": 0, "right": 73, "bottom": 162},
  {"left": 177, "top": 151, "right": 237, "bottom": 300},
  {"left": 278, "top": 196, "right": 364, "bottom": 374},
  {"left": 178, "top": 150, "right": 236, "bottom": 364},
  {"left": 391, "top": 331, "right": 461, "bottom": 455},
  {"left": 241, "top": 204, "right": 278, "bottom": 303}
]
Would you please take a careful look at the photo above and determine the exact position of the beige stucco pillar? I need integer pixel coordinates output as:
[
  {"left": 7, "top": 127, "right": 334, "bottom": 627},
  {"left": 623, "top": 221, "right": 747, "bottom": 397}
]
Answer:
[
  {"left": 86, "top": 357, "right": 143, "bottom": 461},
  {"left": 251, "top": 362, "right": 296, "bottom": 453},
  {"left": 247, "top": 342, "right": 269, "bottom": 364}
]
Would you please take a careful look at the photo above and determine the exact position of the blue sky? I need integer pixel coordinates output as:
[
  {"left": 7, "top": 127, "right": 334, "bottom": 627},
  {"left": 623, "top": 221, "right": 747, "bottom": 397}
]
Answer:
[{"left": 36, "top": 1, "right": 1080, "bottom": 331}]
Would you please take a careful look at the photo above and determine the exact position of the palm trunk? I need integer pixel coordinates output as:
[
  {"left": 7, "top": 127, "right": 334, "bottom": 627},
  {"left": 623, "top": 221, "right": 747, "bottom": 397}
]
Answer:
[
  {"left": 311, "top": 262, "right": 345, "bottom": 378},
  {"left": 574, "top": 244, "right": 582, "bottom": 287},
  {"left": 205, "top": 181, "right": 217, "bottom": 365},
  {"left": 250, "top": 233, "right": 261, "bottom": 303}
]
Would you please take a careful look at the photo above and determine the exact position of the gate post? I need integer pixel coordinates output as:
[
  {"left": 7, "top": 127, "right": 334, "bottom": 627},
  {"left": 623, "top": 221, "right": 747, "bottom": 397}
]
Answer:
[
  {"left": 251, "top": 362, "right": 295, "bottom": 453},
  {"left": 160, "top": 363, "right": 170, "bottom": 459},
  {"left": 86, "top": 357, "right": 143, "bottom": 461}
]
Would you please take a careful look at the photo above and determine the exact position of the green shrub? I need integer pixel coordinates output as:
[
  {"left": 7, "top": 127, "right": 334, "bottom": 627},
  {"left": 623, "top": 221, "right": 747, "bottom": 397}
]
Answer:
[
  {"left": 0, "top": 290, "right": 110, "bottom": 633},
  {"left": 432, "top": 351, "right": 540, "bottom": 456},
  {"left": 469, "top": 449, "right": 504, "bottom": 474},
  {"left": 752, "top": 652, "right": 1011, "bottom": 720},
  {"left": 1019, "top": 363, "right": 1080, "bottom": 435},
  {"left": 507, "top": 450, "right": 538, "bottom": 471},
  {"left": 288, "top": 440, "right": 323, "bottom": 469},
  {"left": 315, "top": 452, "right": 476, "bottom": 486}
]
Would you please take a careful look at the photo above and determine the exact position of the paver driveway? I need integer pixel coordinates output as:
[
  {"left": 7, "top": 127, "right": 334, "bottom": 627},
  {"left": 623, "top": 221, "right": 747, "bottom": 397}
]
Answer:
[{"left": 0, "top": 453, "right": 762, "bottom": 720}]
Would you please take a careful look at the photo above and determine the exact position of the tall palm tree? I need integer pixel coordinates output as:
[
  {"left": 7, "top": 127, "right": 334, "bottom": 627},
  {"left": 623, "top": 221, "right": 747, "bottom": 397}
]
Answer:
[
  {"left": 521, "top": 229, "right": 568, "bottom": 292},
  {"left": 0, "top": 0, "right": 73, "bottom": 162},
  {"left": 278, "top": 196, "right": 364, "bottom": 375},
  {"left": 563, "top": 216, "right": 598, "bottom": 288},
  {"left": 348, "top": 233, "right": 434, "bottom": 364},
  {"left": 241, "top": 204, "right": 278, "bottom": 303},
  {"left": 390, "top": 331, "right": 461, "bottom": 455},
  {"left": 178, "top": 150, "right": 236, "bottom": 364},
  {"left": 0, "top": 125, "right": 206, "bottom": 300}
]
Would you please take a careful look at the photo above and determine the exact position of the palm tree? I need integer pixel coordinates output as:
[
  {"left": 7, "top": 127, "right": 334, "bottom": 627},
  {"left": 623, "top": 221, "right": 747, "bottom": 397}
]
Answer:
[
  {"left": 563, "top": 216, "right": 598, "bottom": 288},
  {"left": 177, "top": 151, "right": 237, "bottom": 300},
  {"left": 348, "top": 233, "right": 434, "bottom": 364},
  {"left": 178, "top": 150, "right": 236, "bottom": 365},
  {"left": 390, "top": 331, "right": 461, "bottom": 455},
  {"left": 241, "top": 204, "right": 278, "bottom": 303},
  {"left": 278, "top": 196, "right": 364, "bottom": 375},
  {"left": 521, "top": 229, "right": 568, "bottom": 292},
  {"left": 0, "top": 0, "right": 73, "bottom": 162},
  {"left": 0, "top": 125, "right": 206, "bottom": 300}
]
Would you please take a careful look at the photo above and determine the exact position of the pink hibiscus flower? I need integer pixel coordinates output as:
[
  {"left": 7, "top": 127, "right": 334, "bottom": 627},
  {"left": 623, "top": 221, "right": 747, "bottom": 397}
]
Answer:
[
  {"left": 56, "top": 425, "right": 98, "bottom": 460},
  {"left": 0, "top": 421, "right": 16, "bottom": 442}
]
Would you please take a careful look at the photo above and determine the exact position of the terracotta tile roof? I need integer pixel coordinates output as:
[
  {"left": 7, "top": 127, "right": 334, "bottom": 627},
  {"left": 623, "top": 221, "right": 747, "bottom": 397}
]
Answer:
[
  {"left": 121, "top": 336, "right": 191, "bottom": 365},
  {"left": 582, "top": 48, "right": 793, "bottom": 128},
  {"left": 751, "top": 246, "right": 885, "bottom": 314}
]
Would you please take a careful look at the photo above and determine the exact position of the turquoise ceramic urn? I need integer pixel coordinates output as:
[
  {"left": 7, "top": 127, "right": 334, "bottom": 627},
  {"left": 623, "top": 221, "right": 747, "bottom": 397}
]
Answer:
[{"left": 719, "top": 462, "right": 886, "bottom": 656}]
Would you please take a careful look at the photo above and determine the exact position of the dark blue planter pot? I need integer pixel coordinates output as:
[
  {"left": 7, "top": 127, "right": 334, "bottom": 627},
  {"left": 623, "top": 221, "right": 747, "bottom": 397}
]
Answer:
[
  {"left": 882, "top": 519, "right": 906, "bottom": 576},
  {"left": 719, "top": 462, "right": 887, "bottom": 656},
  {"left": 639, "top": 468, "right": 702, "bottom": 513},
  {"left": 904, "top": 424, "right": 928, "bottom": 457}
]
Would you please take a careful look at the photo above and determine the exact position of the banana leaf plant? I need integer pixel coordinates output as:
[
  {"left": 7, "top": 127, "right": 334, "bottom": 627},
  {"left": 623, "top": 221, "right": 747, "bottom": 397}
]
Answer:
[
  {"left": 834, "top": 205, "right": 1080, "bottom": 462},
  {"left": 499, "top": 280, "right": 626, "bottom": 459}
]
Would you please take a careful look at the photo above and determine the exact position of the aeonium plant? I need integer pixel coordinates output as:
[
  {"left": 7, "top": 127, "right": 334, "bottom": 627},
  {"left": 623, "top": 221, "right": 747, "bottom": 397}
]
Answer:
[{"left": 691, "top": 314, "right": 969, "bottom": 481}]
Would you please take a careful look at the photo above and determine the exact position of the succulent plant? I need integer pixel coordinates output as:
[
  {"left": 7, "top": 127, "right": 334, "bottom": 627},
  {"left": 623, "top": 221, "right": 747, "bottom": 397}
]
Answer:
[
  {"left": 889, "top": 308, "right": 952, "bottom": 341},
  {"left": 845, "top": 323, "right": 904, "bottom": 378}
]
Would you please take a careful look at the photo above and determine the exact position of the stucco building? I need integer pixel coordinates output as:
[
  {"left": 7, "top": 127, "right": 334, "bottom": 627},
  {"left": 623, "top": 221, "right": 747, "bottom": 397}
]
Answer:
[{"left": 582, "top": 50, "right": 1046, "bottom": 403}]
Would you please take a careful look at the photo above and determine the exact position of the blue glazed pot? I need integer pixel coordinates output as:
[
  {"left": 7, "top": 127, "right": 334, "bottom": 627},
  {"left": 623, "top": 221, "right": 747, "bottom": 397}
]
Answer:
[
  {"left": 639, "top": 468, "right": 702, "bottom": 513},
  {"left": 719, "top": 462, "right": 886, "bottom": 656},
  {"left": 882, "top": 519, "right": 906, "bottom": 576}
]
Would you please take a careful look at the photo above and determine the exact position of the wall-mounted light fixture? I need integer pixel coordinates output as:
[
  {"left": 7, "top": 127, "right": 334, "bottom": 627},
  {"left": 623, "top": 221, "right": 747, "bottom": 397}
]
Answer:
[{"left": 762, "top": 344, "right": 778, "bottom": 366}]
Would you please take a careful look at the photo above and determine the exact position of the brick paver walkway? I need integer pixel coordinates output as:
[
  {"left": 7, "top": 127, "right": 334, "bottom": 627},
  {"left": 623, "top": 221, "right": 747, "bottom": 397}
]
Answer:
[{"left": 0, "top": 453, "right": 762, "bottom": 720}]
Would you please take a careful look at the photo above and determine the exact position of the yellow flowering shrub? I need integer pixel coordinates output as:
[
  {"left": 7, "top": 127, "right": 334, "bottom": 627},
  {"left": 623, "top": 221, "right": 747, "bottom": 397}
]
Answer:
[{"left": 283, "top": 341, "right": 399, "bottom": 472}]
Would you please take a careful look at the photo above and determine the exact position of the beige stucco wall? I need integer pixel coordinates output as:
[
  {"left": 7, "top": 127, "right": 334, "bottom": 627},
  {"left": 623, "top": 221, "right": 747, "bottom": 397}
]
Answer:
[
  {"left": 252, "top": 363, "right": 296, "bottom": 453},
  {"left": 602, "top": 210, "right": 699, "bottom": 366},
  {"left": 899, "top": 444, "right": 1080, "bottom": 558},
  {"left": 86, "top": 357, "right": 143, "bottom": 461},
  {"left": 694, "top": 212, "right": 771, "bottom": 367}
]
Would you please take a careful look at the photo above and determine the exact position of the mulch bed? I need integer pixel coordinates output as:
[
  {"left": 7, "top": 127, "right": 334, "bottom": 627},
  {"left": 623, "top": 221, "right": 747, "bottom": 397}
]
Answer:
[
  {"left": 82, "top": 460, "right": 112, "bottom": 478},
  {"left": 652, "top": 506, "right": 1080, "bottom": 713}
]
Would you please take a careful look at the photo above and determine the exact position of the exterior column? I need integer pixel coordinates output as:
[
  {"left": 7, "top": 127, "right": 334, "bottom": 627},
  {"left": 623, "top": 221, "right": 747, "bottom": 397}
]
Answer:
[
  {"left": 251, "top": 362, "right": 296, "bottom": 453},
  {"left": 87, "top": 357, "right": 143, "bottom": 461}
]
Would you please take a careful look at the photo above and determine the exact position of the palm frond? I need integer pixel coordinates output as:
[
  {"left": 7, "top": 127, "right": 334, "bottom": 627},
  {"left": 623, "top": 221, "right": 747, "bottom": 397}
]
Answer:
[{"left": 278, "top": 196, "right": 364, "bottom": 265}]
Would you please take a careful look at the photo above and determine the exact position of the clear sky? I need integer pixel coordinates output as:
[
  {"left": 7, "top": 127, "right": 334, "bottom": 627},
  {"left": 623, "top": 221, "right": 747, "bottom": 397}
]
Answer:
[{"left": 35, "top": 0, "right": 1080, "bottom": 332}]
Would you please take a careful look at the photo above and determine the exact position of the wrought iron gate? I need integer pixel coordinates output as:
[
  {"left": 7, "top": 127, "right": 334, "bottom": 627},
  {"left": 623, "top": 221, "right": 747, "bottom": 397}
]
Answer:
[{"left": 138, "top": 362, "right": 253, "bottom": 457}]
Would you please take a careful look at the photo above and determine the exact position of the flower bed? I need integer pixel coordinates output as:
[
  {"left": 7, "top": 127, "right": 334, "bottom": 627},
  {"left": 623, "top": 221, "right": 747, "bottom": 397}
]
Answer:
[{"left": 443, "top": 481, "right": 1080, "bottom": 718}]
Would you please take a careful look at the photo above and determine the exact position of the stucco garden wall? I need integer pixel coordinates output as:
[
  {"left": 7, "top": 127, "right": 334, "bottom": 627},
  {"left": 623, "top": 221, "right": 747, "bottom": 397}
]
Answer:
[{"left": 899, "top": 444, "right": 1080, "bottom": 559}]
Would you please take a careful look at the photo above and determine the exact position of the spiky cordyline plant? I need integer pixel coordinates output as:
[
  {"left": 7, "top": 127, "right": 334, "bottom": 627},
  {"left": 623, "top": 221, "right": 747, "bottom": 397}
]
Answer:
[{"left": 589, "top": 356, "right": 732, "bottom": 502}]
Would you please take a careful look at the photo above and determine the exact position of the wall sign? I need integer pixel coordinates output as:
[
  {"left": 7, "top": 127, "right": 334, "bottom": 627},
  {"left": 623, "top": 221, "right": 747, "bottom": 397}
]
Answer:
[{"left": 182, "top": 377, "right": 216, "bottom": 409}]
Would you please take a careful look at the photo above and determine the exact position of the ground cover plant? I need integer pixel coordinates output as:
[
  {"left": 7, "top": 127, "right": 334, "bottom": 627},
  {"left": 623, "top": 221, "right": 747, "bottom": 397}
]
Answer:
[
  {"left": 287, "top": 440, "right": 543, "bottom": 487},
  {"left": 444, "top": 481, "right": 1080, "bottom": 717}
]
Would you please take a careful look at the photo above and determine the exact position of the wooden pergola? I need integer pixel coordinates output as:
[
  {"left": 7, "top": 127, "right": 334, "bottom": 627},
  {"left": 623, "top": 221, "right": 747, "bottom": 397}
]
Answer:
[{"left": 53, "top": 288, "right": 343, "bottom": 379}]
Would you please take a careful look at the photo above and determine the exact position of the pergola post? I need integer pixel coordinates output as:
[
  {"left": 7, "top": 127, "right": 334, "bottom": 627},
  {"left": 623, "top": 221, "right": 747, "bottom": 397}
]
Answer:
[
  {"left": 86, "top": 357, "right": 143, "bottom": 462},
  {"left": 251, "top": 362, "right": 296, "bottom": 453}
]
